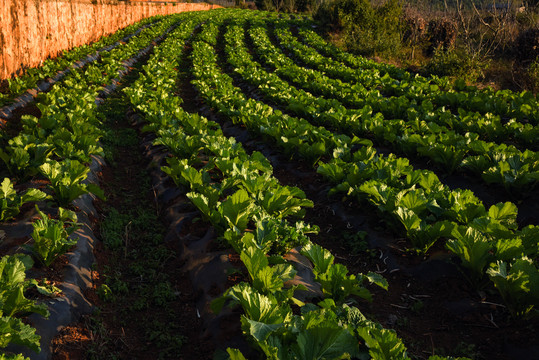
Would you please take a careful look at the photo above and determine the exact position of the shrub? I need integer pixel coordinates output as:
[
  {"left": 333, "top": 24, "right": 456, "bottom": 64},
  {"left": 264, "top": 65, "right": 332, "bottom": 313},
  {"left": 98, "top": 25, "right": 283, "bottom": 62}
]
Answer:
[
  {"left": 255, "top": 0, "right": 316, "bottom": 12},
  {"left": 254, "top": 0, "right": 274, "bottom": 10},
  {"left": 313, "top": 0, "right": 342, "bottom": 30},
  {"left": 295, "top": 0, "right": 318, "bottom": 13},
  {"left": 527, "top": 58, "right": 539, "bottom": 92},
  {"left": 314, "top": 0, "right": 404, "bottom": 57},
  {"left": 373, "top": 0, "right": 404, "bottom": 55},
  {"left": 424, "top": 47, "right": 489, "bottom": 83}
]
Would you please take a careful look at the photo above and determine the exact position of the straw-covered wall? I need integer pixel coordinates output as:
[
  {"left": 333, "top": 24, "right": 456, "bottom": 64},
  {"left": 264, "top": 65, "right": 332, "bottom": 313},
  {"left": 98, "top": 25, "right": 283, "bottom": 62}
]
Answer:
[{"left": 0, "top": 0, "right": 219, "bottom": 79}]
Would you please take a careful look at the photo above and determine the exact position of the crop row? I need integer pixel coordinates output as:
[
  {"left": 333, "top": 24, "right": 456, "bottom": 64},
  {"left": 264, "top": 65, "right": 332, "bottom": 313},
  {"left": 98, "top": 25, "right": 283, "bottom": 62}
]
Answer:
[
  {"left": 0, "top": 14, "right": 185, "bottom": 359},
  {"left": 282, "top": 23, "right": 539, "bottom": 152},
  {"left": 125, "top": 8, "right": 470, "bottom": 360},
  {"left": 244, "top": 19, "right": 538, "bottom": 194},
  {"left": 188, "top": 9, "right": 538, "bottom": 320},
  {"left": 290, "top": 20, "right": 539, "bottom": 127}
]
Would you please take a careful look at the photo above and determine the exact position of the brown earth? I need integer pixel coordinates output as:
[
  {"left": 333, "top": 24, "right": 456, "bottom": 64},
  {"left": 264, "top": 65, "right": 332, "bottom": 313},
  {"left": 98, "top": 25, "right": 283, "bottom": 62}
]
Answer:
[{"left": 51, "top": 85, "right": 211, "bottom": 360}]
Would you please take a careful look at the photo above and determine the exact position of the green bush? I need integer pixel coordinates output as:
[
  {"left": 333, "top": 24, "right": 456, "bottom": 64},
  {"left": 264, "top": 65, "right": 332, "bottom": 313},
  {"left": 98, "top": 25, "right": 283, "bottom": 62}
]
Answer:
[
  {"left": 254, "top": 0, "right": 274, "bottom": 10},
  {"left": 295, "top": 0, "right": 318, "bottom": 13},
  {"left": 424, "top": 47, "right": 488, "bottom": 83},
  {"left": 255, "top": 0, "right": 317, "bottom": 12},
  {"left": 314, "top": 0, "right": 403, "bottom": 57},
  {"left": 528, "top": 58, "right": 539, "bottom": 92}
]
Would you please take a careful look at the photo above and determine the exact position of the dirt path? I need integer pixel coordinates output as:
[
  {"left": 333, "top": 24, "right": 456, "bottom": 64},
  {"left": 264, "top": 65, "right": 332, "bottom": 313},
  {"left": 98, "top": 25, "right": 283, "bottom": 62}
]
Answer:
[{"left": 51, "top": 63, "right": 209, "bottom": 360}]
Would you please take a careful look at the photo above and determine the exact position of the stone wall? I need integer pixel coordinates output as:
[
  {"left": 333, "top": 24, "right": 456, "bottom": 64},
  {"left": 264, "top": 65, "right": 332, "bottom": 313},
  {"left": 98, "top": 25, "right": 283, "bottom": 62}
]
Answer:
[{"left": 0, "top": 0, "right": 219, "bottom": 79}]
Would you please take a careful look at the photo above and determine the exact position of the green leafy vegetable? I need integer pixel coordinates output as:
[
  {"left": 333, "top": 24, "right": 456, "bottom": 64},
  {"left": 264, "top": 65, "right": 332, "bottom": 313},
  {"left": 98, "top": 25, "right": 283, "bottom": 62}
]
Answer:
[
  {"left": 487, "top": 257, "right": 539, "bottom": 318},
  {"left": 28, "top": 206, "right": 79, "bottom": 266},
  {"left": 0, "top": 255, "right": 48, "bottom": 318},
  {"left": 446, "top": 227, "right": 493, "bottom": 286},
  {"left": 39, "top": 159, "right": 105, "bottom": 206},
  {"left": 0, "top": 316, "right": 41, "bottom": 354},
  {"left": 1, "top": 178, "right": 47, "bottom": 222}
]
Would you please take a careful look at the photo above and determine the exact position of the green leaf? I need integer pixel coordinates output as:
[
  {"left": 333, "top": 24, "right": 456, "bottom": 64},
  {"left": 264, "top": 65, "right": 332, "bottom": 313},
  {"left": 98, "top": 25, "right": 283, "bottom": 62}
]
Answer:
[
  {"left": 256, "top": 266, "right": 285, "bottom": 295},
  {"left": 226, "top": 348, "right": 248, "bottom": 360},
  {"left": 365, "top": 272, "right": 389, "bottom": 291},
  {"left": 318, "top": 263, "right": 372, "bottom": 303},
  {"left": 241, "top": 246, "right": 269, "bottom": 283},
  {"left": 397, "top": 189, "right": 429, "bottom": 215},
  {"left": 244, "top": 317, "right": 284, "bottom": 342},
  {"left": 0, "top": 178, "right": 47, "bottom": 221},
  {"left": 187, "top": 192, "right": 218, "bottom": 227},
  {"left": 520, "top": 225, "right": 539, "bottom": 257},
  {"left": 272, "top": 263, "right": 297, "bottom": 283},
  {"left": 415, "top": 171, "right": 443, "bottom": 193},
  {"left": 39, "top": 159, "right": 91, "bottom": 205},
  {"left": 447, "top": 189, "right": 486, "bottom": 224},
  {"left": 301, "top": 243, "right": 334, "bottom": 275},
  {"left": 240, "top": 246, "right": 296, "bottom": 296},
  {"left": 446, "top": 227, "right": 493, "bottom": 286},
  {"left": 317, "top": 161, "right": 345, "bottom": 183},
  {"left": 487, "top": 257, "right": 539, "bottom": 317},
  {"left": 1, "top": 178, "right": 16, "bottom": 199},
  {"left": 469, "top": 216, "right": 513, "bottom": 238},
  {"left": 359, "top": 181, "right": 398, "bottom": 213},
  {"left": 216, "top": 283, "right": 291, "bottom": 324},
  {"left": 395, "top": 207, "right": 421, "bottom": 233},
  {"left": 407, "top": 220, "right": 457, "bottom": 254},
  {"left": 20, "top": 188, "right": 48, "bottom": 203},
  {"left": 0, "top": 255, "right": 27, "bottom": 287},
  {"left": 3, "top": 286, "right": 47, "bottom": 318},
  {"left": 218, "top": 189, "right": 255, "bottom": 232},
  {"left": 488, "top": 202, "right": 518, "bottom": 229},
  {"left": 462, "top": 155, "right": 491, "bottom": 174},
  {"left": 29, "top": 279, "right": 61, "bottom": 297},
  {"left": 87, "top": 183, "right": 106, "bottom": 201},
  {"left": 356, "top": 323, "right": 410, "bottom": 360},
  {"left": 0, "top": 255, "right": 49, "bottom": 318},
  {"left": 259, "top": 186, "right": 313, "bottom": 219},
  {"left": 0, "top": 353, "right": 30, "bottom": 360},
  {"left": 251, "top": 218, "right": 278, "bottom": 253},
  {"left": 0, "top": 316, "right": 41, "bottom": 353},
  {"left": 182, "top": 165, "right": 204, "bottom": 189},
  {"left": 495, "top": 238, "right": 524, "bottom": 261},
  {"left": 293, "top": 324, "right": 359, "bottom": 360}
]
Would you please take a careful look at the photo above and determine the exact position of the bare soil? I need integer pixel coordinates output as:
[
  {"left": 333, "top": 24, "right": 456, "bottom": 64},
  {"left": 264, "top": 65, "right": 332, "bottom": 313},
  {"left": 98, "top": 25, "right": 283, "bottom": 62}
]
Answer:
[{"left": 51, "top": 75, "right": 210, "bottom": 360}]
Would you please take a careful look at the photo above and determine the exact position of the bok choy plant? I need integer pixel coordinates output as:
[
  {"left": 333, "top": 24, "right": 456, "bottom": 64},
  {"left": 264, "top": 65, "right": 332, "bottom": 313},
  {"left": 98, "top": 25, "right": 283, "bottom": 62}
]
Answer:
[
  {"left": 487, "top": 258, "right": 539, "bottom": 318},
  {"left": 39, "top": 159, "right": 105, "bottom": 206},
  {"left": 1, "top": 178, "right": 47, "bottom": 222},
  {"left": 28, "top": 206, "right": 79, "bottom": 267},
  {"left": 301, "top": 243, "right": 388, "bottom": 303},
  {"left": 0, "top": 254, "right": 49, "bottom": 355}
]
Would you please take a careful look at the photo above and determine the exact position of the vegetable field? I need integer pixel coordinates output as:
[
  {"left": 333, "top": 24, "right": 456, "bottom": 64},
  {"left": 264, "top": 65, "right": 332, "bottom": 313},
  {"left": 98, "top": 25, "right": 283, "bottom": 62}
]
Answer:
[{"left": 0, "top": 8, "right": 538, "bottom": 360}]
